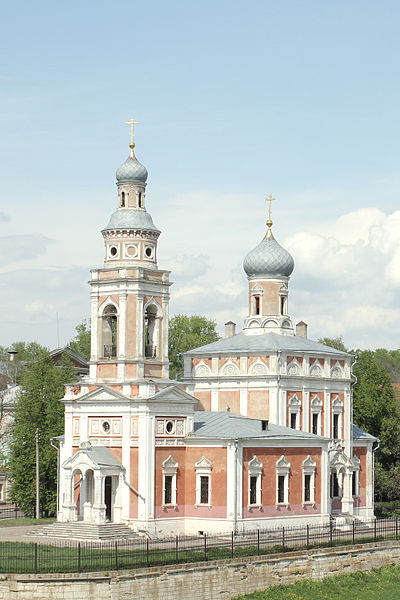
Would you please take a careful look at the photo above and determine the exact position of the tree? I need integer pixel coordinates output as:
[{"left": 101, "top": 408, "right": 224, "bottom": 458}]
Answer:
[
  {"left": 318, "top": 336, "right": 348, "bottom": 353},
  {"left": 353, "top": 350, "right": 400, "bottom": 468},
  {"left": 169, "top": 315, "right": 220, "bottom": 379},
  {"left": 0, "top": 341, "right": 46, "bottom": 383},
  {"left": 8, "top": 348, "right": 76, "bottom": 516},
  {"left": 69, "top": 319, "right": 91, "bottom": 360}
]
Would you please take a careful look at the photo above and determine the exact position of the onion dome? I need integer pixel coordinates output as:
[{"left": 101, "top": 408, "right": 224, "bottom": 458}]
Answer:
[
  {"left": 116, "top": 152, "right": 148, "bottom": 183},
  {"left": 243, "top": 226, "right": 294, "bottom": 278}
]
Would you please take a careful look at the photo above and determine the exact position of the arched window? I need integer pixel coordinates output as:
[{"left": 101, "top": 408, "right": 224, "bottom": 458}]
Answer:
[
  {"left": 121, "top": 191, "right": 125, "bottom": 207},
  {"left": 138, "top": 192, "right": 142, "bottom": 208},
  {"left": 144, "top": 304, "right": 158, "bottom": 358},
  {"left": 102, "top": 305, "right": 118, "bottom": 358}
]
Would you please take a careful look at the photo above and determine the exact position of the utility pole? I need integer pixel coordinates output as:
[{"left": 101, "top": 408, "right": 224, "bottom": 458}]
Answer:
[{"left": 35, "top": 428, "right": 40, "bottom": 519}]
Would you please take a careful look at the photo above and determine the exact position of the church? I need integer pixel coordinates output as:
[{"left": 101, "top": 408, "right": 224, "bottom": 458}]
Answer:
[{"left": 58, "top": 125, "right": 376, "bottom": 536}]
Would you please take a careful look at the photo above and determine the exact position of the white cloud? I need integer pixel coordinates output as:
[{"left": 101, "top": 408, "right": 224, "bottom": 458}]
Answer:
[
  {"left": 0, "top": 234, "right": 54, "bottom": 268},
  {"left": 0, "top": 212, "right": 10, "bottom": 222}
]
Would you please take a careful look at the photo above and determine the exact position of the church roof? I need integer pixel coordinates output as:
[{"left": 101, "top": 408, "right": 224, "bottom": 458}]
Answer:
[
  {"left": 352, "top": 424, "right": 377, "bottom": 441},
  {"left": 190, "top": 411, "right": 329, "bottom": 441},
  {"left": 184, "top": 331, "right": 351, "bottom": 357},
  {"left": 103, "top": 208, "right": 160, "bottom": 232},
  {"left": 116, "top": 154, "right": 148, "bottom": 183}
]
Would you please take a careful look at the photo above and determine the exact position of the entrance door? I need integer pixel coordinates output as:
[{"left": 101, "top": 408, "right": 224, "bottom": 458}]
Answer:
[{"left": 105, "top": 476, "right": 112, "bottom": 521}]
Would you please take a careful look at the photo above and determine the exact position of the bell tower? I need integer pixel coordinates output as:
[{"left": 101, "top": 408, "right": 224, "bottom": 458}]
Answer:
[
  {"left": 243, "top": 196, "right": 295, "bottom": 335},
  {"left": 88, "top": 121, "right": 171, "bottom": 382}
]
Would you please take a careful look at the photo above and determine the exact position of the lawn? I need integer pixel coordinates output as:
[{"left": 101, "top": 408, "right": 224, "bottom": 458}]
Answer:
[{"left": 232, "top": 564, "right": 400, "bottom": 600}]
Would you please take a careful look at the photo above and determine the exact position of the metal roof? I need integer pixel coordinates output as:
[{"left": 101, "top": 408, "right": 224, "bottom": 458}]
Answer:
[
  {"left": 184, "top": 331, "right": 350, "bottom": 357},
  {"left": 352, "top": 424, "right": 377, "bottom": 441},
  {"left": 190, "top": 411, "right": 329, "bottom": 441},
  {"left": 243, "top": 230, "right": 294, "bottom": 278},
  {"left": 103, "top": 208, "right": 160, "bottom": 233}
]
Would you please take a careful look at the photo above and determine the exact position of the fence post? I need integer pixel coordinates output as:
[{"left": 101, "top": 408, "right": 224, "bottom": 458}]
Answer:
[
  {"left": 374, "top": 518, "right": 377, "bottom": 542},
  {"left": 146, "top": 538, "right": 149, "bottom": 567},
  {"left": 329, "top": 521, "right": 333, "bottom": 546},
  {"left": 396, "top": 517, "right": 398, "bottom": 541},
  {"left": 257, "top": 529, "right": 260, "bottom": 555},
  {"left": 34, "top": 543, "right": 38, "bottom": 574},
  {"left": 77, "top": 542, "right": 81, "bottom": 573},
  {"left": 282, "top": 526, "right": 285, "bottom": 550},
  {"left": 352, "top": 520, "right": 355, "bottom": 545},
  {"left": 231, "top": 531, "right": 234, "bottom": 559},
  {"left": 115, "top": 541, "right": 118, "bottom": 571},
  {"left": 204, "top": 533, "right": 207, "bottom": 562},
  {"left": 306, "top": 524, "right": 309, "bottom": 549},
  {"left": 175, "top": 536, "right": 179, "bottom": 563}
]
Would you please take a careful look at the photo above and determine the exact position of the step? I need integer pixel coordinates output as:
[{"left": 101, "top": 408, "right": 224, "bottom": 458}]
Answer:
[{"left": 27, "top": 522, "right": 141, "bottom": 541}]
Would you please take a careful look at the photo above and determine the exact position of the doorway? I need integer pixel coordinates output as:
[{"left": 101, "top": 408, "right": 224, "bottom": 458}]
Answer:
[{"left": 105, "top": 476, "right": 112, "bottom": 521}]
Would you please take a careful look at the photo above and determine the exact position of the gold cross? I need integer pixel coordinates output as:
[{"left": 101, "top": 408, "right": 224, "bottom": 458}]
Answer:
[
  {"left": 265, "top": 194, "right": 275, "bottom": 222},
  {"left": 125, "top": 117, "right": 140, "bottom": 146}
]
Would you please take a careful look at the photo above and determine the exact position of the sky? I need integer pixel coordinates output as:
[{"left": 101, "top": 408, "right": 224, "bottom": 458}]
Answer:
[{"left": 0, "top": 0, "right": 399, "bottom": 351}]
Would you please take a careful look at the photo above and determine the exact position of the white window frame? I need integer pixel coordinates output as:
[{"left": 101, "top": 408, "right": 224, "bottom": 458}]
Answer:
[
  {"left": 248, "top": 456, "right": 263, "bottom": 507},
  {"left": 302, "top": 455, "right": 316, "bottom": 504},
  {"left": 162, "top": 455, "right": 178, "bottom": 507},
  {"left": 332, "top": 396, "right": 343, "bottom": 440},
  {"left": 289, "top": 395, "right": 301, "bottom": 430},
  {"left": 311, "top": 395, "right": 323, "bottom": 435},
  {"left": 194, "top": 457, "right": 212, "bottom": 507},
  {"left": 276, "top": 455, "right": 290, "bottom": 505}
]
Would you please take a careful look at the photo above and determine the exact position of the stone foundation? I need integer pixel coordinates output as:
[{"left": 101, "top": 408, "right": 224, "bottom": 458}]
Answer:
[{"left": 1, "top": 540, "right": 399, "bottom": 600}]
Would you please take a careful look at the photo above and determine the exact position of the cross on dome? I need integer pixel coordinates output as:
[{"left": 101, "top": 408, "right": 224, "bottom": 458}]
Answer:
[
  {"left": 265, "top": 194, "right": 275, "bottom": 230},
  {"left": 125, "top": 117, "right": 140, "bottom": 157}
]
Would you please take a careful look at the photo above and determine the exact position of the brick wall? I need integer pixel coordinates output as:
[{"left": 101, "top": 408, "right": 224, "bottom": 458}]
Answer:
[{"left": 1, "top": 540, "right": 400, "bottom": 600}]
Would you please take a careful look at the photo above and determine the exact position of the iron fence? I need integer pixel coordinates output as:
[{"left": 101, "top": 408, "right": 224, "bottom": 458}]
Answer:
[
  {"left": 0, "top": 517, "right": 399, "bottom": 574},
  {"left": 0, "top": 503, "right": 25, "bottom": 521}
]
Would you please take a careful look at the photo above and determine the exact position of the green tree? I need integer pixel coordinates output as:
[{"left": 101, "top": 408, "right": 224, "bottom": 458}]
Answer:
[
  {"left": 169, "top": 314, "right": 220, "bottom": 379},
  {"left": 8, "top": 348, "right": 76, "bottom": 516},
  {"left": 318, "top": 336, "right": 348, "bottom": 352},
  {"left": 0, "top": 341, "right": 46, "bottom": 383},
  {"left": 353, "top": 350, "right": 400, "bottom": 468},
  {"left": 69, "top": 319, "right": 91, "bottom": 360}
]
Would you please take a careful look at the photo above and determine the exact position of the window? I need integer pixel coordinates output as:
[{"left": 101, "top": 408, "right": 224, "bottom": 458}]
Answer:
[
  {"left": 195, "top": 456, "right": 212, "bottom": 507},
  {"left": 302, "top": 456, "right": 316, "bottom": 503},
  {"left": 333, "top": 414, "right": 339, "bottom": 439},
  {"left": 255, "top": 296, "right": 260, "bottom": 315},
  {"left": 289, "top": 395, "right": 301, "bottom": 430},
  {"left": 351, "top": 456, "right": 360, "bottom": 497},
  {"left": 331, "top": 396, "right": 343, "bottom": 440},
  {"left": 312, "top": 413, "right": 319, "bottom": 435},
  {"left": 200, "top": 476, "right": 209, "bottom": 504},
  {"left": 280, "top": 295, "right": 286, "bottom": 315},
  {"left": 101, "top": 304, "right": 118, "bottom": 358},
  {"left": 138, "top": 192, "right": 142, "bottom": 208},
  {"left": 248, "top": 455, "right": 263, "bottom": 507},
  {"left": 164, "top": 475, "right": 172, "bottom": 504},
  {"left": 121, "top": 191, "right": 125, "bottom": 207},
  {"left": 277, "top": 475, "right": 285, "bottom": 503},
  {"left": 276, "top": 455, "right": 290, "bottom": 505},
  {"left": 144, "top": 304, "right": 158, "bottom": 358},
  {"left": 162, "top": 455, "right": 178, "bottom": 506}
]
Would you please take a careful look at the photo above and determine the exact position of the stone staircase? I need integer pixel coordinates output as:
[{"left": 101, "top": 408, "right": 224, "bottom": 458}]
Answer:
[{"left": 26, "top": 521, "right": 141, "bottom": 541}]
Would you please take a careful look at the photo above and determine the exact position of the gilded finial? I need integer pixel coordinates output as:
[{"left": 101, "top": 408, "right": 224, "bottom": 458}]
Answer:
[
  {"left": 265, "top": 194, "right": 275, "bottom": 232},
  {"left": 125, "top": 117, "right": 140, "bottom": 158}
]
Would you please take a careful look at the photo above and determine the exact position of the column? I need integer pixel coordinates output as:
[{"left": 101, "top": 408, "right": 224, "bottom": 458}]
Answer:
[
  {"left": 62, "top": 472, "right": 77, "bottom": 522},
  {"left": 93, "top": 474, "right": 106, "bottom": 524},
  {"left": 324, "top": 389, "right": 330, "bottom": 438},
  {"left": 341, "top": 470, "right": 354, "bottom": 514},
  {"left": 303, "top": 389, "right": 310, "bottom": 432}
]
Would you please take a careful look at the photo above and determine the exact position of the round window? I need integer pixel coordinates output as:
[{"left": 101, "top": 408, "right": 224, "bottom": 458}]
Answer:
[
  {"left": 110, "top": 246, "right": 118, "bottom": 257},
  {"left": 102, "top": 421, "right": 110, "bottom": 433},
  {"left": 145, "top": 247, "right": 152, "bottom": 258},
  {"left": 166, "top": 421, "right": 174, "bottom": 434}
]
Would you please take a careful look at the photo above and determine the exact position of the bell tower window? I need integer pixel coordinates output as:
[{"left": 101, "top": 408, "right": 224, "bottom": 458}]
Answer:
[
  {"left": 255, "top": 296, "right": 260, "bottom": 315},
  {"left": 144, "top": 304, "right": 158, "bottom": 358},
  {"left": 121, "top": 191, "right": 125, "bottom": 207},
  {"left": 280, "top": 295, "right": 286, "bottom": 315},
  {"left": 138, "top": 192, "right": 143, "bottom": 208},
  {"left": 102, "top": 305, "right": 118, "bottom": 358}
]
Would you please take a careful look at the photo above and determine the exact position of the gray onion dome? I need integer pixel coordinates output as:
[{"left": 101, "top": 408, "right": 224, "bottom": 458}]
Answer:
[
  {"left": 116, "top": 154, "right": 148, "bottom": 183},
  {"left": 243, "top": 229, "right": 294, "bottom": 278}
]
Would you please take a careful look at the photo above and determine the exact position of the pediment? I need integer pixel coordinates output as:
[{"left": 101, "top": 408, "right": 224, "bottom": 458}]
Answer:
[
  {"left": 70, "top": 385, "right": 129, "bottom": 404},
  {"left": 151, "top": 385, "right": 198, "bottom": 405},
  {"left": 195, "top": 456, "right": 212, "bottom": 469},
  {"left": 249, "top": 455, "right": 263, "bottom": 470}
]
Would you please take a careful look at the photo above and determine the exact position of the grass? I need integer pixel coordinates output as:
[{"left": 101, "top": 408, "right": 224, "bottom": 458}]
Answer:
[
  {"left": 232, "top": 564, "right": 400, "bottom": 600},
  {"left": 0, "top": 518, "right": 56, "bottom": 527}
]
